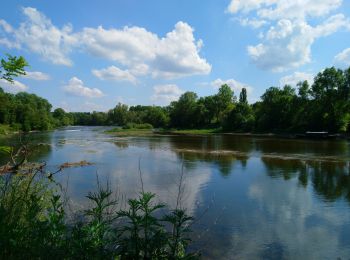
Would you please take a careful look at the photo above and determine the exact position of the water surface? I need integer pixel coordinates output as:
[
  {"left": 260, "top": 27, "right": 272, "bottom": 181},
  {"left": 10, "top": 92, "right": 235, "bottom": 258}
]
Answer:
[{"left": 1, "top": 126, "right": 350, "bottom": 259}]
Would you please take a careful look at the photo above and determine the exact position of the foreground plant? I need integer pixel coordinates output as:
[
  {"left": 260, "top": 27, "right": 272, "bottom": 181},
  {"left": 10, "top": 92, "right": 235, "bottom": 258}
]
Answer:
[{"left": 0, "top": 145, "right": 199, "bottom": 259}]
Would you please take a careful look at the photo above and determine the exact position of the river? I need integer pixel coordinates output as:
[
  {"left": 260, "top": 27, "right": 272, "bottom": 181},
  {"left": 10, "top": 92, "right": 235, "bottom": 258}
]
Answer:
[{"left": 1, "top": 126, "right": 350, "bottom": 259}]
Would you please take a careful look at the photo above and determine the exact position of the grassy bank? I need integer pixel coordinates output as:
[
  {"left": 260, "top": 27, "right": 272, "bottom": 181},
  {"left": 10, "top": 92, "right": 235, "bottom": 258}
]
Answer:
[
  {"left": 106, "top": 127, "right": 348, "bottom": 140},
  {"left": 106, "top": 126, "right": 223, "bottom": 137},
  {"left": 106, "top": 127, "right": 154, "bottom": 136},
  {"left": 0, "top": 124, "right": 18, "bottom": 136},
  {"left": 156, "top": 128, "right": 222, "bottom": 135}
]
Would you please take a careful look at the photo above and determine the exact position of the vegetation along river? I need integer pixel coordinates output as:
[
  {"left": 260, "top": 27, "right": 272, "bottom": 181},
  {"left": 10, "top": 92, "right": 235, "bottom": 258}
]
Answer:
[{"left": 1, "top": 126, "right": 350, "bottom": 259}]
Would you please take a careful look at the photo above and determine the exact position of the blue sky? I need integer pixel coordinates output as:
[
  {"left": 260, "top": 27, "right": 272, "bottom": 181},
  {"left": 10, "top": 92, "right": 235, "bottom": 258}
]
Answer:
[{"left": 1, "top": 0, "right": 350, "bottom": 111}]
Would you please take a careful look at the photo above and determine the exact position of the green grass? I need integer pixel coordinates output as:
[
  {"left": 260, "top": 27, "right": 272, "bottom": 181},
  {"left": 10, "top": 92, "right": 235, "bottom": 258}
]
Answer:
[
  {"left": 106, "top": 123, "right": 155, "bottom": 136},
  {"left": 158, "top": 128, "right": 222, "bottom": 135},
  {"left": 106, "top": 127, "right": 154, "bottom": 136},
  {"left": 122, "top": 122, "right": 153, "bottom": 129},
  {"left": 0, "top": 124, "right": 15, "bottom": 135},
  {"left": 106, "top": 127, "right": 222, "bottom": 136}
]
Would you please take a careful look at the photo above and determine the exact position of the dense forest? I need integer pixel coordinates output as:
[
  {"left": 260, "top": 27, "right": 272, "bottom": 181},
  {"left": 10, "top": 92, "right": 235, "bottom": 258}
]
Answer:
[
  {"left": 1, "top": 54, "right": 350, "bottom": 133},
  {"left": 55, "top": 66, "right": 350, "bottom": 134}
]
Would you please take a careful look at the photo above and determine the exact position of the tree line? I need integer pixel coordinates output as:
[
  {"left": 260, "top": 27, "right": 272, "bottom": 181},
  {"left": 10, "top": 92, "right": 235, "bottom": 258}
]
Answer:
[
  {"left": 1, "top": 54, "right": 350, "bottom": 133},
  {"left": 68, "top": 66, "right": 350, "bottom": 133}
]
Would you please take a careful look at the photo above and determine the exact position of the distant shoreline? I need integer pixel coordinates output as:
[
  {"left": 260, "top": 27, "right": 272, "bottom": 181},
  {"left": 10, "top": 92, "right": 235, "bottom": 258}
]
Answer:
[
  {"left": 105, "top": 127, "right": 349, "bottom": 140},
  {"left": 2, "top": 125, "right": 348, "bottom": 141}
]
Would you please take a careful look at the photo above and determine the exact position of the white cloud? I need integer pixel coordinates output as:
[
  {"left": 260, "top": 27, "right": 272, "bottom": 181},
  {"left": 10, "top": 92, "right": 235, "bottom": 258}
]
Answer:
[
  {"left": 1, "top": 8, "right": 211, "bottom": 79},
  {"left": 247, "top": 20, "right": 314, "bottom": 72},
  {"left": 81, "top": 21, "right": 211, "bottom": 79},
  {"left": 247, "top": 16, "right": 350, "bottom": 72},
  {"left": 23, "top": 71, "right": 50, "bottom": 80},
  {"left": 279, "top": 72, "right": 314, "bottom": 86},
  {"left": 334, "top": 48, "right": 350, "bottom": 66},
  {"left": 63, "top": 77, "right": 104, "bottom": 98},
  {"left": 227, "top": 0, "right": 269, "bottom": 14},
  {"left": 0, "top": 38, "right": 20, "bottom": 49},
  {"left": 0, "top": 79, "right": 28, "bottom": 93},
  {"left": 78, "top": 102, "right": 103, "bottom": 112},
  {"left": 92, "top": 66, "right": 137, "bottom": 84},
  {"left": 57, "top": 101, "right": 70, "bottom": 112},
  {"left": 56, "top": 100, "right": 103, "bottom": 112},
  {"left": 0, "top": 7, "right": 79, "bottom": 66},
  {"left": 81, "top": 26, "right": 157, "bottom": 66},
  {"left": 151, "top": 84, "right": 184, "bottom": 105},
  {"left": 227, "top": 0, "right": 342, "bottom": 20},
  {"left": 228, "top": 0, "right": 350, "bottom": 72},
  {"left": 238, "top": 18, "right": 268, "bottom": 29},
  {"left": 211, "top": 78, "right": 253, "bottom": 95},
  {"left": 313, "top": 14, "right": 350, "bottom": 37},
  {"left": 150, "top": 22, "right": 212, "bottom": 78},
  {"left": 0, "top": 19, "right": 13, "bottom": 33},
  {"left": 0, "top": 19, "right": 19, "bottom": 48}
]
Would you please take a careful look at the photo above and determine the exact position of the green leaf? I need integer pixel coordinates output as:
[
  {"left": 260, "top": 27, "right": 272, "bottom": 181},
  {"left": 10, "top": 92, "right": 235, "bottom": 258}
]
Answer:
[{"left": 0, "top": 146, "right": 12, "bottom": 154}]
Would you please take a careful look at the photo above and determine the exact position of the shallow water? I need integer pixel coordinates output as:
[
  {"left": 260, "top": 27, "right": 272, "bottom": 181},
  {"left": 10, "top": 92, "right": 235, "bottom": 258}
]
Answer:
[{"left": 1, "top": 126, "right": 350, "bottom": 259}]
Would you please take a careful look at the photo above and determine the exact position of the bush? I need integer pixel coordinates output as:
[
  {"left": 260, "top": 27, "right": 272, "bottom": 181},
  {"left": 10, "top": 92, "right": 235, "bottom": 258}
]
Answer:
[
  {"left": 0, "top": 124, "right": 10, "bottom": 135},
  {"left": 0, "top": 170, "right": 198, "bottom": 259}
]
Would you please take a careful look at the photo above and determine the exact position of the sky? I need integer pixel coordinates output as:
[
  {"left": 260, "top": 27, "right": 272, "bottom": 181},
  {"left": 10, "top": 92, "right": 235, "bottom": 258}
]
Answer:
[{"left": 1, "top": 0, "right": 350, "bottom": 112}]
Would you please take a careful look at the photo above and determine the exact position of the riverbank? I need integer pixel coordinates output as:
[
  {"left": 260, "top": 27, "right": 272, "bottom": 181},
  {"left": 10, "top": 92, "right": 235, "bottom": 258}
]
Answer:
[
  {"left": 106, "top": 126, "right": 349, "bottom": 140},
  {"left": 106, "top": 127, "right": 222, "bottom": 136},
  {"left": 105, "top": 127, "right": 155, "bottom": 136},
  {"left": 0, "top": 124, "right": 19, "bottom": 136}
]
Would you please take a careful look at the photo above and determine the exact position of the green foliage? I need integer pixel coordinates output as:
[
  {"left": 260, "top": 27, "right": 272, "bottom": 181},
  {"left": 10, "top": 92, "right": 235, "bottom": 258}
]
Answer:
[
  {"left": 0, "top": 90, "right": 56, "bottom": 131},
  {"left": 0, "top": 54, "right": 76, "bottom": 131},
  {"left": 0, "top": 171, "right": 198, "bottom": 259},
  {"left": 2, "top": 52, "right": 350, "bottom": 134},
  {"left": 108, "top": 103, "right": 130, "bottom": 126},
  {"left": 0, "top": 124, "right": 13, "bottom": 135},
  {"left": 0, "top": 54, "right": 28, "bottom": 83},
  {"left": 163, "top": 209, "right": 195, "bottom": 258},
  {"left": 65, "top": 66, "right": 350, "bottom": 134},
  {"left": 223, "top": 102, "right": 254, "bottom": 132},
  {"left": 0, "top": 174, "right": 54, "bottom": 258},
  {"left": 0, "top": 54, "right": 66, "bottom": 132},
  {"left": 129, "top": 105, "right": 169, "bottom": 128},
  {"left": 122, "top": 123, "right": 153, "bottom": 130},
  {"left": 118, "top": 192, "right": 167, "bottom": 258},
  {"left": 0, "top": 146, "right": 12, "bottom": 154},
  {"left": 52, "top": 108, "right": 74, "bottom": 127},
  {"left": 169, "top": 92, "right": 199, "bottom": 128},
  {"left": 239, "top": 88, "right": 248, "bottom": 104},
  {"left": 69, "top": 186, "right": 118, "bottom": 259},
  {"left": 214, "top": 84, "right": 234, "bottom": 124},
  {"left": 255, "top": 85, "right": 296, "bottom": 132}
]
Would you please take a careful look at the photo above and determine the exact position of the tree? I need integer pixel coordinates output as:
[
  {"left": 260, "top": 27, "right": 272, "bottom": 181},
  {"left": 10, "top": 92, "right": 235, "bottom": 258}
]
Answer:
[
  {"left": 108, "top": 103, "right": 129, "bottom": 126},
  {"left": 213, "top": 84, "right": 234, "bottom": 125},
  {"left": 223, "top": 88, "right": 254, "bottom": 131},
  {"left": 169, "top": 92, "right": 198, "bottom": 128},
  {"left": 91, "top": 111, "right": 108, "bottom": 125},
  {"left": 0, "top": 54, "right": 28, "bottom": 83},
  {"left": 311, "top": 67, "right": 348, "bottom": 132},
  {"left": 255, "top": 86, "right": 297, "bottom": 132},
  {"left": 297, "top": 80, "right": 310, "bottom": 100},
  {"left": 239, "top": 88, "right": 248, "bottom": 104}
]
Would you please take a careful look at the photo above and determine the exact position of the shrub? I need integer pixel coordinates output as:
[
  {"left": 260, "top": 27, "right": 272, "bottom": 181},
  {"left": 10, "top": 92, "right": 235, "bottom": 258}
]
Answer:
[{"left": 0, "top": 164, "right": 199, "bottom": 259}]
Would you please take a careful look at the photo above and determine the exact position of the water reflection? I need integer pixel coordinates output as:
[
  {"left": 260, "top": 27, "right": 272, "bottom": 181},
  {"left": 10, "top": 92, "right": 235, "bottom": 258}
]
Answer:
[
  {"left": 0, "top": 132, "right": 52, "bottom": 164},
  {"left": 2, "top": 128, "right": 350, "bottom": 259},
  {"left": 261, "top": 157, "right": 350, "bottom": 204},
  {"left": 245, "top": 169, "right": 350, "bottom": 259}
]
